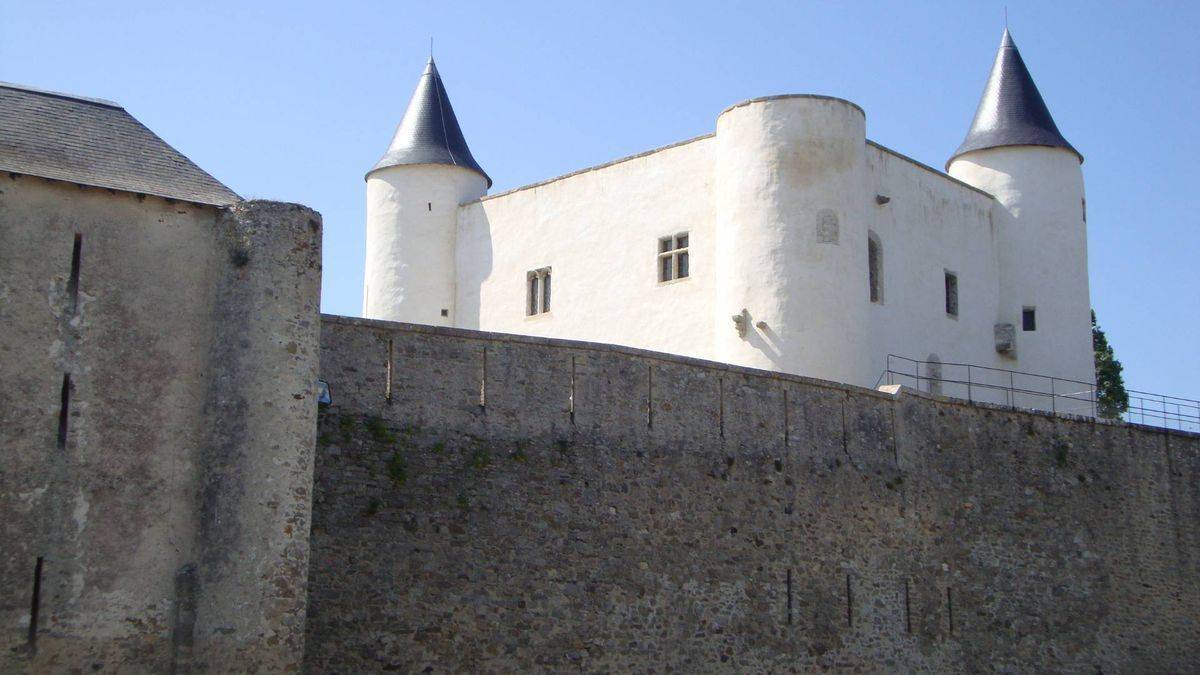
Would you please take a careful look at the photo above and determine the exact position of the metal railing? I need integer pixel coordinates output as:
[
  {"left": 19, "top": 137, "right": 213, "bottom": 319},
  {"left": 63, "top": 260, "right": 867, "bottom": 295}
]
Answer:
[
  {"left": 875, "top": 354, "right": 1199, "bottom": 433},
  {"left": 1123, "top": 389, "right": 1200, "bottom": 432}
]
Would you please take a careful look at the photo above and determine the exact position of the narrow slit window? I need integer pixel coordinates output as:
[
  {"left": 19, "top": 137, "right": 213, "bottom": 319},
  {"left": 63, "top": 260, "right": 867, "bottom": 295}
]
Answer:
[
  {"left": 68, "top": 234, "right": 82, "bottom": 312},
  {"left": 28, "top": 556, "right": 43, "bottom": 648},
  {"left": 1022, "top": 307, "right": 1036, "bottom": 331},
  {"left": 57, "top": 373, "right": 71, "bottom": 449},
  {"left": 526, "top": 267, "right": 551, "bottom": 316},
  {"left": 944, "top": 271, "right": 958, "bottom": 317},
  {"left": 658, "top": 233, "right": 690, "bottom": 282}
]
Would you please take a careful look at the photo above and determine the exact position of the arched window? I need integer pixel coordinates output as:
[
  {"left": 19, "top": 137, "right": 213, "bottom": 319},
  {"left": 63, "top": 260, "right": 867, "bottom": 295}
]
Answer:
[
  {"left": 867, "top": 231, "right": 883, "bottom": 303},
  {"left": 924, "top": 354, "right": 942, "bottom": 396}
]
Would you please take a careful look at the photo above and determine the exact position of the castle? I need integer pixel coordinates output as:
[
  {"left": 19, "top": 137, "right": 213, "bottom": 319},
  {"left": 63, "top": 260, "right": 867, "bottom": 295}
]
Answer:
[
  {"left": 364, "top": 29, "right": 1093, "bottom": 406},
  {"left": 1, "top": 29, "right": 1198, "bottom": 674}
]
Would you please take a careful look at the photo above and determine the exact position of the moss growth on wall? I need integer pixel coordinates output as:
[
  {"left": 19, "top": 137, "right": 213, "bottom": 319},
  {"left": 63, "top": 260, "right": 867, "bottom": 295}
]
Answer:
[
  {"left": 470, "top": 447, "right": 491, "bottom": 470},
  {"left": 1054, "top": 442, "right": 1069, "bottom": 468},
  {"left": 387, "top": 452, "right": 407, "bottom": 485},
  {"left": 364, "top": 415, "right": 397, "bottom": 444}
]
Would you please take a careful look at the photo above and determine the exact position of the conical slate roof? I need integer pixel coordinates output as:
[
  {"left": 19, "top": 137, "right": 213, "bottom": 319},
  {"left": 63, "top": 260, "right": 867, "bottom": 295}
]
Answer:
[
  {"left": 949, "top": 29, "right": 1080, "bottom": 166},
  {"left": 368, "top": 58, "right": 491, "bottom": 187}
]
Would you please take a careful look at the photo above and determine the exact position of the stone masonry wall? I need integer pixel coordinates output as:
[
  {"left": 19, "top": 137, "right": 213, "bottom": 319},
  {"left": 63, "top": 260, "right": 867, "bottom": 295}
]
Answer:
[
  {"left": 307, "top": 315, "right": 1199, "bottom": 672},
  {"left": 0, "top": 182, "right": 322, "bottom": 673}
]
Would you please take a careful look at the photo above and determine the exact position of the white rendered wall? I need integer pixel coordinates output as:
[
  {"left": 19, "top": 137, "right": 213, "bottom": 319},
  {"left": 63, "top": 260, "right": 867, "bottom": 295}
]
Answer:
[
  {"left": 714, "top": 96, "right": 872, "bottom": 385},
  {"left": 863, "top": 143, "right": 1007, "bottom": 397},
  {"left": 446, "top": 99, "right": 1091, "bottom": 400},
  {"left": 949, "top": 146, "right": 1093, "bottom": 405},
  {"left": 455, "top": 136, "right": 716, "bottom": 359},
  {"left": 364, "top": 164, "right": 487, "bottom": 325}
]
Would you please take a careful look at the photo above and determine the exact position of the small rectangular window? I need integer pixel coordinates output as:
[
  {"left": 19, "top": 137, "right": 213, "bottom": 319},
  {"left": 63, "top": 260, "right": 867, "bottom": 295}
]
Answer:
[
  {"left": 658, "top": 233, "right": 690, "bottom": 282},
  {"left": 1022, "top": 307, "right": 1036, "bottom": 331},
  {"left": 526, "top": 267, "right": 551, "bottom": 316},
  {"left": 944, "top": 271, "right": 958, "bottom": 317}
]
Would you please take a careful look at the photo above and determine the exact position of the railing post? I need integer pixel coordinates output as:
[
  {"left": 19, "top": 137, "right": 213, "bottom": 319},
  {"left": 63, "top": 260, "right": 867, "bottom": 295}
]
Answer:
[
  {"left": 966, "top": 365, "right": 973, "bottom": 402},
  {"left": 1009, "top": 371, "right": 1015, "bottom": 408},
  {"left": 1050, "top": 378, "right": 1056, "bottom": 414}
]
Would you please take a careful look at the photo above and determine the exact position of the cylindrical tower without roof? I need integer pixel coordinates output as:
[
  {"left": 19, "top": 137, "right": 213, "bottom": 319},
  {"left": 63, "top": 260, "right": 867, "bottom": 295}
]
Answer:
[{"left": 714, "top": 95, "right": 872, "bottom": 386}]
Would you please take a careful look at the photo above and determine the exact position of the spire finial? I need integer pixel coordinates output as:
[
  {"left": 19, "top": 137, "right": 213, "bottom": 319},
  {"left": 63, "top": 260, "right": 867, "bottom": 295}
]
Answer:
[{"left": 429, "top": 36, "right": 434, "bottom": 61}]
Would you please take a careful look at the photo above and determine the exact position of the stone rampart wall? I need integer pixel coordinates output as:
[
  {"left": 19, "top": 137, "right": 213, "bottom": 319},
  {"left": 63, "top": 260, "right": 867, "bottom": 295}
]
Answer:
[{"left": 306, "top": 315, "right": 1199, "bottom": 672}]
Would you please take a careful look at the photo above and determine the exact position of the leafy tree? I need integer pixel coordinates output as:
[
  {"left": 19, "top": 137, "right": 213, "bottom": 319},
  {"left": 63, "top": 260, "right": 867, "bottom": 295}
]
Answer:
[{"left": 1092, "top": 310, "right": 1129, "bottom": 419}]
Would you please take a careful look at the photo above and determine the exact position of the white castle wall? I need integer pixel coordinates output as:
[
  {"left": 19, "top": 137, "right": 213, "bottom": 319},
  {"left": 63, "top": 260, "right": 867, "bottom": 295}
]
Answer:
[
  {"left": 376, "top": 97, "right": 1094, "bottom": 402},
  {"left": 863, "top": 143, "right": 1005, "bottom": 393},
  {"left": 364, "top": 164, "right": 488, "bottom": 326},
  {"left": 456, "top": 136, "right": 717, "bottom": 361}
]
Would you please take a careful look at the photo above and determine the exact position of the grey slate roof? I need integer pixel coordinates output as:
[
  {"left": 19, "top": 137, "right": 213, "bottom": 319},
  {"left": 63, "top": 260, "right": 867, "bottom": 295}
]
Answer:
[
  {"left": 369, "top": 58, "right": 491, "bottom": 187},
  {"left": 0, "top": 82, "right": 240, "bottom": 206},
  {"left": 949, "top": 29, "right": 1081, "bottom": 166}
]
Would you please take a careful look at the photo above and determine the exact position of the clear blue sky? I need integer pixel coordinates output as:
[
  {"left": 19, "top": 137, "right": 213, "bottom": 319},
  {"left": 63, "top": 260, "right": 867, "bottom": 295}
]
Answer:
[{"left": 3, "top": 0, "right": 1196, "bottom": 397}]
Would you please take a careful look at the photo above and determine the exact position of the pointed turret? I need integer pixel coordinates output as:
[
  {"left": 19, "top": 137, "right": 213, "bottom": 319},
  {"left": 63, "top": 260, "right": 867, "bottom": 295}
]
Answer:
[
  {"left": 369, "top": 57, "right": 491, "bottom": 187},
  {"left": 947, "top": 29, "right": 1093, "bottom": 403},
  {"left": 363, "top": 56, "right": 491, "bottom": 326},
  {"left": 948, "top": 29, "right": 1080, "bottom": 167}
]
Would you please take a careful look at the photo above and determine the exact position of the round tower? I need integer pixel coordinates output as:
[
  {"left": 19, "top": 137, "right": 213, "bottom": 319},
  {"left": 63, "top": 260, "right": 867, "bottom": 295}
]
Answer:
[
  {"left": 947, "top": 29, "right": 1093, "bottom": 390},
  {"left": 714, "top": 95, "right": 872, "bottom": 385},
  {"left": 364, "top": 57, "right": 490, "bottom": 325}
]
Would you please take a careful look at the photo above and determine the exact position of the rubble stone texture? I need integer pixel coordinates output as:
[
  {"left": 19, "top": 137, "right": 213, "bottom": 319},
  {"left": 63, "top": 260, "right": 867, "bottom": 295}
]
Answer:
[{"left": 305, "top": 316, "right": 1199, "bottom": 672}]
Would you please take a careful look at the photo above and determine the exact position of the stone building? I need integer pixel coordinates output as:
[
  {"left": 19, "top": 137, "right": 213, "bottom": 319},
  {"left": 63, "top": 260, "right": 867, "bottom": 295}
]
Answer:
[
  {"left": 364, "top": 29, "right": 1093, "bottom": 408},
  {"left": 0, "top": 81, "right": 321, "bottom": 672}
]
